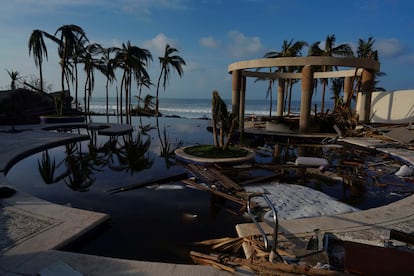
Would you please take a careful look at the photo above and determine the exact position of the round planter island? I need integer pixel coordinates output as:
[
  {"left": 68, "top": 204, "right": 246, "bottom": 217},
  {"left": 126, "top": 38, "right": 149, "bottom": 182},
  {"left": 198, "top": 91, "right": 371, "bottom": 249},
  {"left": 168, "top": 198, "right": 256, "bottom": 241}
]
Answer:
[{"left": 175, "top": 145, "right": 256, "bottom": 165}]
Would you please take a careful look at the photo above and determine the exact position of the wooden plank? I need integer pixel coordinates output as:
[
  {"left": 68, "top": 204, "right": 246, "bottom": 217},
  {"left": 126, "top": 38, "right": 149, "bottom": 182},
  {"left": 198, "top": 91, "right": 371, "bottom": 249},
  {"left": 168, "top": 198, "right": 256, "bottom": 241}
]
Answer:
[
  {"left": 186, "top": 164, "right": 217, "bottom": 182},
  {"left": 209, "top": 167, "right": 243, "bottom": 191},
  {"left": 186, "top": 164, "right": 243, "bottom": 191}
]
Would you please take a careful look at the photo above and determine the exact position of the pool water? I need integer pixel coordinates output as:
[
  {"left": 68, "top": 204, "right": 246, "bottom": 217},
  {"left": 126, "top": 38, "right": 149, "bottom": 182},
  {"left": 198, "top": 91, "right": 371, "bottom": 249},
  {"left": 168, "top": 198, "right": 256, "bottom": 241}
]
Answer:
[{"left": 6, "top": 116, "right": 414, "bottom": 263}]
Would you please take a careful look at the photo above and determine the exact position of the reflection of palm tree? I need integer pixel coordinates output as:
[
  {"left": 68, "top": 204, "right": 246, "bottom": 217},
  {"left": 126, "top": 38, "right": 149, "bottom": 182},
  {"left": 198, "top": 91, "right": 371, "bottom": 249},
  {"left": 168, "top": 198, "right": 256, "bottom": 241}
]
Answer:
[
  {"left": 158, "top": 125, "right": 183, "bottom": 168},
  {"left": 112, "top": 134, "right": 153, "bottom": 174},
  {"left": 155, "top": 44, "right": 186, "bottom": 116},
  {"left": 37, "top": 142, "right": 103, "bottom": 192},
  {"left": 63, "top": 143, "right": 98, "bottom": 192},
  {"left": 28, "top": 30, "right": 48, "bottom": 93},
  {"left": 38, "top": 150, "right": 57, "bottom": 184},
  {"left": 308, "top": 35, "right": 353, "bottom": 113}
]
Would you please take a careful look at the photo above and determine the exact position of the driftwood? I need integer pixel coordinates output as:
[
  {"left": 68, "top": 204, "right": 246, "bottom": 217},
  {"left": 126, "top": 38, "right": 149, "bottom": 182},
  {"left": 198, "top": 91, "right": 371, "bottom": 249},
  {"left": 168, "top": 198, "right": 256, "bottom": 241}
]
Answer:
[{"left": 106, "top": 172, "right": 188, "bottom": 194}]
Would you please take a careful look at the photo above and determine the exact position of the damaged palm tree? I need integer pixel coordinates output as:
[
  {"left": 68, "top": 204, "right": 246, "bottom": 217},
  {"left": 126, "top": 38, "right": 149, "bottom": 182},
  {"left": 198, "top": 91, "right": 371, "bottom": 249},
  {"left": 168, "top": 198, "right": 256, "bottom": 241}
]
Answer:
[{"left": 211, "top": 90, "right": 237, "bottom": 149}]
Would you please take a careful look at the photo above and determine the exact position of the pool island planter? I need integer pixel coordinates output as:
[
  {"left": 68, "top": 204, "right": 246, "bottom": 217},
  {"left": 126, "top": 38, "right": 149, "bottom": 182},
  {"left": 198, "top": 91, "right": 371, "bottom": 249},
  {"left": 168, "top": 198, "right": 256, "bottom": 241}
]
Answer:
[{"left": 175, "top": 145, "right": 256, "bottom": 165}]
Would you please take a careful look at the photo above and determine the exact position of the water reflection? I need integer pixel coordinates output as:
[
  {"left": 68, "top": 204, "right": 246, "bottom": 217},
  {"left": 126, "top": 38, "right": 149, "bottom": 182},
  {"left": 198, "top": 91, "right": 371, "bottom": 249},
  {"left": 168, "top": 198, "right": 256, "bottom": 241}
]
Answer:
[
  {"left": 37, "top": 131, "right": 153, "bottom": 190},
  {"left": 155, "top": 117, "right": 183, "bottom": 168},
  {"left": 110, "top": 133, "right": 153, "bottom": 174}
]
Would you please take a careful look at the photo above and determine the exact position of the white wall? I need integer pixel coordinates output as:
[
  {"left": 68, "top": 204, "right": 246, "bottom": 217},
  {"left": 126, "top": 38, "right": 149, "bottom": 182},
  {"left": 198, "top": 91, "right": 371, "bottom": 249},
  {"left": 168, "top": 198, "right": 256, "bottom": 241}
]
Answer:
[{"left": 356, "top": 90, "right": 414, "bottom": 124}]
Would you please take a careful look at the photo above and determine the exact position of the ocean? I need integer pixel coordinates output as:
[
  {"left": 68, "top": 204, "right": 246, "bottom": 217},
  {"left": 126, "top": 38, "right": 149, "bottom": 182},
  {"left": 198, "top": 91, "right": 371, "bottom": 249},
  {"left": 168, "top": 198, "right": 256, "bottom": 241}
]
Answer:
[{"left": 89, "top": 97, "right": 334, "bottom": 119}]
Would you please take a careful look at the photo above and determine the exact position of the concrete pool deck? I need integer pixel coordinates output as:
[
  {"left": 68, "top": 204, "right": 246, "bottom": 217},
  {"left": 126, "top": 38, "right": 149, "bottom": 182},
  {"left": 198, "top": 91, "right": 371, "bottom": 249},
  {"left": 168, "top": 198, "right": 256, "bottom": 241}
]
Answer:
[{"left": 1, "top": 122, "right": 414, "bottom": 275}]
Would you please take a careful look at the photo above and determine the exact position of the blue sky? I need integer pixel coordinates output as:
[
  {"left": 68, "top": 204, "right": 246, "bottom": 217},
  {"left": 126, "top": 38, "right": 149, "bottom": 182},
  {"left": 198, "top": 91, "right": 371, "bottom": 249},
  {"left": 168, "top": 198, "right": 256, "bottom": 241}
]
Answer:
[{"left": 1, "top": 0, "right": 414, "bottom": 101}]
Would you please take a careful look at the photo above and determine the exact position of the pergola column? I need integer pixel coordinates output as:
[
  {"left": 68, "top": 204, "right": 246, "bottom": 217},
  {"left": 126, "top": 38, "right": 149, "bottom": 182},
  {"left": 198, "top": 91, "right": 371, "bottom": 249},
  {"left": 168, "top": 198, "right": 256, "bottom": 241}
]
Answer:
[
  {"left": 359, "top": 69, "right": 375, "bottom": 123},
  {"left": 231, "top": 70, "right": 241, "bottom": 117},
  {"left": 239, "top": 76, "right": 246, "bottom": 131},
  {"left": 299, "top": 65, "right": 314, "bottom": 133},
  {"left": 276, "top": 78, "right": 285, "bottom": 117},
  {"left": 343, "top": 76, "right": 353, "bottom": 103}
]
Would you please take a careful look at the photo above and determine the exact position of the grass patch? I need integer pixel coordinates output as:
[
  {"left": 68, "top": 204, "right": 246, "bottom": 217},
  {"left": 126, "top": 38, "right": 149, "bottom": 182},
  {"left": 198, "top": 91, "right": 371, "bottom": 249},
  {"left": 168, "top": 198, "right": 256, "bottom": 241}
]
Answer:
[{"left": 184, "top": 145, "right": 249, "bottom": 158}]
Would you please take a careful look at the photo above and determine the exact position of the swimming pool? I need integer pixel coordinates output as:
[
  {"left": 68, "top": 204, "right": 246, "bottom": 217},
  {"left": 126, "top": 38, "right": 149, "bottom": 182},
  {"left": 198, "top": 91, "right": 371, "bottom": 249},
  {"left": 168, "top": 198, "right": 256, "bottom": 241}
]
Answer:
[{"left": 6, "top": 116, "right": 413, "bottom": 263}]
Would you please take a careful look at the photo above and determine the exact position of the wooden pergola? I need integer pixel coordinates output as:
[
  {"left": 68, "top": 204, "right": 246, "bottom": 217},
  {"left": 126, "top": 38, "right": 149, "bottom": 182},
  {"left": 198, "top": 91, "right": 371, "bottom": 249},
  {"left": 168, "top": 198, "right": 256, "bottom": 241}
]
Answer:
[{"left": 228, "top": 56, "right": 380, "bottom": 133}]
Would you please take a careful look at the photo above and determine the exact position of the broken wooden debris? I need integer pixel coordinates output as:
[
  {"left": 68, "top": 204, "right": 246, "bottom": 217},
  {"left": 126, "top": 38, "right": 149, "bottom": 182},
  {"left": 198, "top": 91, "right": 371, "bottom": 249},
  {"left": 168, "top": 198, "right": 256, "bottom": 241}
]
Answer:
[
  {"left": 190, "top": 251, "right": 351, "bottom": 276},
  {"left": 186, "top": 163, "right": 243, "bottom": 191}
]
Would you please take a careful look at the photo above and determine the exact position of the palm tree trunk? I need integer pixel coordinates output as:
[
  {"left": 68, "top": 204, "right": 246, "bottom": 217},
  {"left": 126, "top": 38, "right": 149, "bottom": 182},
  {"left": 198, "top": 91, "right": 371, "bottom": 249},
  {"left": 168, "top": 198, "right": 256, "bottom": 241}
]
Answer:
[
  {"left": 116, "top": 86, "right": 119, "bottom": 116},
  {"left": 74, "top": 63, "right": 78, "bottom": 110},
  {"left": 105, "top": 78, "right": 109, "bottom": 115},
  {"left": 126, "top": 73, "right": 131, "bottom": 124},
  {"left": 288, "top": 79, "right": 293, "bottom": 114},
  {"left": 120, "top": 74, "right": 125, "bottom": 124},
  {"left": 321, "top": 81, "right": 327, "bottom": 114},
  {"left": 155, "top": 69, "right": 163, "bottom": 116},
  {"left": 39, "top": 63, "right": 44, "bottom": 93},
  {"left": 59, "top": 62, "right": 65, "bottom": 115},
  {"left": 84, "top": 77, "right": 88, "bottom": 113}
]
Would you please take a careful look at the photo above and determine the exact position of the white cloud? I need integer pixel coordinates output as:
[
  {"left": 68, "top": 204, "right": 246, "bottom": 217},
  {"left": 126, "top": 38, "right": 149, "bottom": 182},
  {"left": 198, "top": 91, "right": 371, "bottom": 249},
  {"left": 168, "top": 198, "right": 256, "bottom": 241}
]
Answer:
[
  {"left": 226, "top": 31, "right": 263, "bottom": 58},
  {"left": 142, "top": 33, "right": 177, "bottom": 56},
  {"left": 376, "top": 38, "right": 407, "bottom": 58},
  {"left": 200, "top": 36, "right": 221, "bottom": 48}
]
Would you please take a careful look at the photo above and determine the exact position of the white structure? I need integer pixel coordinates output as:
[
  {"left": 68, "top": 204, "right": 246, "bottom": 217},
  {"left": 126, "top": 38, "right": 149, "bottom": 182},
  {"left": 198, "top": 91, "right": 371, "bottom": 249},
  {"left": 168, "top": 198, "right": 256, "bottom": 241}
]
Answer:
[{"left": 356, "top": 89, "right": 414, "bottom": 124}]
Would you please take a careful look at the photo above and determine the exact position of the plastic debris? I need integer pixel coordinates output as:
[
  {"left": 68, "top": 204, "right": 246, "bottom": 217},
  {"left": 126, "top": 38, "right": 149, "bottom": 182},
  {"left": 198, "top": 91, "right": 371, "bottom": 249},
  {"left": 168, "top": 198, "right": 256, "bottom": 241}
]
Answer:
[{"left": 395, "top": 165, "right": 414, "bottom": 177}]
